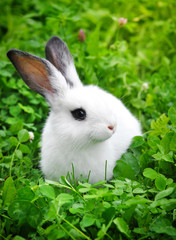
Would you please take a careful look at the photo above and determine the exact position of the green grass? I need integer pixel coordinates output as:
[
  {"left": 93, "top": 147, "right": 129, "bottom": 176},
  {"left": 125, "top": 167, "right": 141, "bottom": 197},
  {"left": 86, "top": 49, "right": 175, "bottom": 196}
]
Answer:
[{"left": 0, "top": 0, "right": 176, "bottom": 239}]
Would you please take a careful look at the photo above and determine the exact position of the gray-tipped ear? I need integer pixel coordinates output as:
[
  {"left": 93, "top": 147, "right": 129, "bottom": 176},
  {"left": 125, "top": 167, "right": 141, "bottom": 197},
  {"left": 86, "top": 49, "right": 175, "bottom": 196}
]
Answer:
[
  {"left": 45, "top": 36, "right": 82, "bottom": 87},
  {"left": 7, "top": 49, "right": 67, "bottom": 99}
]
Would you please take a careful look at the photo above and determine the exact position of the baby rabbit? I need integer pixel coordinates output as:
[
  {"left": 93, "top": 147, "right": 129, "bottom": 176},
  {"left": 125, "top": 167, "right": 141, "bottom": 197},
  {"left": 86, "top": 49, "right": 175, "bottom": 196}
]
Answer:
[{"left": 7, "top": 36, "right": 142, "bottom": 184}]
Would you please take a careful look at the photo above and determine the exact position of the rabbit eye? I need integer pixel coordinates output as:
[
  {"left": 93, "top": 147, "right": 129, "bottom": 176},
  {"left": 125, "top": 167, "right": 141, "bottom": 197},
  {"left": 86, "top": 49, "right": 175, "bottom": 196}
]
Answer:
[{"left": 71, "top": 108, "right": 86, "bottom": 121}]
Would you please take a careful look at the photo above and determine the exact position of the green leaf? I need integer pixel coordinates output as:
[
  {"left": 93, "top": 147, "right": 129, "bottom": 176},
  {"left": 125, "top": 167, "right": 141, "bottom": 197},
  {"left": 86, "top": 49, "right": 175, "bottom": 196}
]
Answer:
[
  {"left": 113, "top": 188, "right": 124, "bottom": 196},
  {"left": 102, "top": 207, "right": 116, "bottom": 224},
  {"left": 143, "top": 168, "right": 158, "bottom": 180},
  {"left": 28, "top": 204, "right": 42, "bottom": 228},
  {"left": 155, "top": 175, "right": 166, "bottom": 191},
  {"left": 17, "top": 187, "right": 35, "bottom": 201},
  {"left": 113, "top": 217, "right": 130, "bottom": 237},
  {"left": 0, "top": 69, "right": 12, "bottom": 77},
  {"left": 146, "top": 93, "right": 153, "bottom": 107},
  {"left": 150, "top": 216, "right": 176, "bottom": 236},
  {"left": 15, "top": 149, "right": 23, "bottom": 159},
  {"left": 170, "top": 132, "right": 176, "bottom": 151},
  {"left": 57, "top": 193, "right": 74, "bottom": 206},
  {"left": 151, "top": 198, "right": 176, "bottom": 211},
  {"left": 121, "top": 152, "right": 140, "bottom": 176},
  {"left": 10, "top": 121, "right": 23, "bottom": 134},
  {"left": 168, "top": 107, "right": 176, "bottom": 125},
  {"left": 131, "top": 98, "right": 145, "bottom": 109},
  {"left": 133, "top": 227, "right": 147, "bottom": 235},
  {"left": 162, "top": 199, "right": 176, "bottom": 211},
  {"left": 59, "top": 176, "right": 73, "bottom": 188},
  {"left": 13, "top": 236, "right": 26, "bottom": 240},
  {"left": 152, "top": 152, "right": 174, "bottom": 163},
  {"left": 47, "top": 228, "right": 65, "bottom": 240},
  {"left": 91, "top": 180, "right": 106, "bottom": 187},
  {"left": 131, "top": 136, "right": 145, "bottom": 148},
  {"left": 8, "top": 200, "right": 31, "bottom": 219},
  {"left": 160, "top": 131, "right": 173, "bottom": 154},
  {"left": 8, "top": 200, "right": 42, "bottom": 228},
  {"left": 87, "top": 24, "right": 100, "bottom": 56},
  {"left": 9, "top": 137, "right": 18, "bottom": 147},
  {"left": 133, "top": 188, "right": 146, "bottom": 194},
  {"left": 3, "top": 94, "right": 18, "bottom": 105},
  {"left": 125, "top": 196, "right": 151, "bottom": 206},
  {"left": 80, "top": 214, "right": 95, "bottom": 231},
  {"left": 155, "top": 187, "right": 174, "bottom": 201},
  {"left": 79, "top": 188, "right": 91, "bottom": 193},
  {"left": 0, "top": 130, "right": 6, "bottom": 137},
  {"left": 19, "top": 144, "right": 30, "bottom": 153},
  {"left": 147, "top": 135, "right": 160, "bottom": 150},
  {"left": 40, "top": 185, "right": 55, "bottom": 199},
  {"left": 2, "top": 177, "right": 16, "bottom": 205},
  {"left": 18, "top": 129, "right": 29, "bottom": 143},
  {"left": 69, "top": 203, "right": 84, "bottom": 214},
  {"left": 47, "top": 202, "right": 58, "bottom": 219},
  {"left": 9, "top": 105, "right": 21, "bottom": 117},
  {"left": 18, "top": 103, "right": 34, "bottom": 114},
  {"left": 113, "top": 160, "right": 135, "bottom": 179},
  {"left": 150, "top": 114, "right": 169, "bottom": 137}
]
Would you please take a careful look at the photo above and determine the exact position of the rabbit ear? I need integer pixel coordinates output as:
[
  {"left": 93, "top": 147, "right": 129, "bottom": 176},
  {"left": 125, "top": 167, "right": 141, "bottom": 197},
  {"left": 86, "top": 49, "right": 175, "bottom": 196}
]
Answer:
[
  {"left": 7, "top": 49, "right": 68, "bottom": 100},
  {"left": 45, "top": 36, "right": 82, "bottom": 87}
]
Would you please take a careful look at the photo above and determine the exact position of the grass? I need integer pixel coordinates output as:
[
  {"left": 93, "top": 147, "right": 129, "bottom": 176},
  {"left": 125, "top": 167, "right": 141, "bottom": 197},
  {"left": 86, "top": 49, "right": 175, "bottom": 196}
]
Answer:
[{"left": 0, "top": 0, "right": 176, "bottom": 239}]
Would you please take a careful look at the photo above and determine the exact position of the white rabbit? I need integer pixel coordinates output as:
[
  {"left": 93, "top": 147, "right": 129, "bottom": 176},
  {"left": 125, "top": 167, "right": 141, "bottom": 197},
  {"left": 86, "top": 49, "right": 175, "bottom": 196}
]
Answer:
[{"left": 7, "top": 36, "right": 142, "bottom": 184}]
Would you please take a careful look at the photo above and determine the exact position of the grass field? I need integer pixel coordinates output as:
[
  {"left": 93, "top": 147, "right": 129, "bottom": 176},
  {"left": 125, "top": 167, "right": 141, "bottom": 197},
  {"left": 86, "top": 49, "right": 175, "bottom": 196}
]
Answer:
[{"left": 0, "top": 0, "right": 176, "bottom": 239}]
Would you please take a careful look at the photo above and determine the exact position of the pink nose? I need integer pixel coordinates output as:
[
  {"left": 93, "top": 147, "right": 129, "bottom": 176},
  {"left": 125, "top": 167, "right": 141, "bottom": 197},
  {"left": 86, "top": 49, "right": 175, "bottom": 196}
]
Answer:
[{"left": 108, "top": 126, "right": 114, "bottom": 131}]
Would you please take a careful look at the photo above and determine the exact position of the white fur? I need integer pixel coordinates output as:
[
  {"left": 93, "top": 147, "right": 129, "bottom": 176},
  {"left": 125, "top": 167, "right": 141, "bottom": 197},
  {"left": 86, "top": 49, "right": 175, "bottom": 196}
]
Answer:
[
  {"left": 66, "top": 63, "right": 82, "bottom": 87},
  {"left": 9, "top": 38, "right": 142, "bottom": 184},
  {"left": 40, "top": 84, "right": 142, "bottom": 184}
]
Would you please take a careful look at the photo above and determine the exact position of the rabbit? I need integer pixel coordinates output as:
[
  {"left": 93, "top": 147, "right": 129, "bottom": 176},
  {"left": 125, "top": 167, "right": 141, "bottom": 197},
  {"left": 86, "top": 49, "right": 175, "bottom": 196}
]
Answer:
[{"left": 7, "top": 36, "right": 142, "bottom": 184}]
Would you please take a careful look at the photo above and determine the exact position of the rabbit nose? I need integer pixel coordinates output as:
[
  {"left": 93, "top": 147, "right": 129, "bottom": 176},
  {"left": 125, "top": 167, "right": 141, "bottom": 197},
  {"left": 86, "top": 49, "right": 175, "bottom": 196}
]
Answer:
[{"left": 108, "top": 126, "right": 114, "bottom": 131}]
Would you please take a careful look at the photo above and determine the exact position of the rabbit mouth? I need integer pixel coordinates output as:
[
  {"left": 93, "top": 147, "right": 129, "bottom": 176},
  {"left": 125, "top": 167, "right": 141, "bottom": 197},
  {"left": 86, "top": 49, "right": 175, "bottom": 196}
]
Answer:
[{"left": 90, "top": 128, "right": 115, "bottom": 143}]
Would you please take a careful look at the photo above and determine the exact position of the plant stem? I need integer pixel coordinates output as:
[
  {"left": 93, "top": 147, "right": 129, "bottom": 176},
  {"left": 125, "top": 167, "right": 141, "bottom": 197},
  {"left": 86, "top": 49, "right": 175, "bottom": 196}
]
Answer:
[
  {"left": 57, "top": 213, "right": 91, "bottom": 240},
  {"left": 0, "top": 234, "right": 7, "bottom": 240},
  {"left": 9, "top": 142, "right": 20, "bottom": 177},
  {"left": 105, "top": 160, "right": 107, "bottom": 181},
  {"left": 59, "top": 222, "right": 77, "bottom": 240}
]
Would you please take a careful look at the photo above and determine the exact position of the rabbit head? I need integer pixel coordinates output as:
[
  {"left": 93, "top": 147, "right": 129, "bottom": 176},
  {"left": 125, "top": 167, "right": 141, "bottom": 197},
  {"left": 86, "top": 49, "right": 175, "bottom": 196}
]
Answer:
[{"left": 7, "top": 37, "right": 118, "bottom": 147}]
